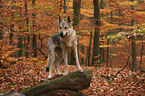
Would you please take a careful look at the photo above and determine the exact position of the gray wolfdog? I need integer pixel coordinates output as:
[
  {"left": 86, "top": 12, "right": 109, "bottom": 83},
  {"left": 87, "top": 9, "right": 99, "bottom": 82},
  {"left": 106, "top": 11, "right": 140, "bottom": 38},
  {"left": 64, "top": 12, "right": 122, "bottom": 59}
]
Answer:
[{"left": 46, "top": 16, "right": 83, "bottom": 79}]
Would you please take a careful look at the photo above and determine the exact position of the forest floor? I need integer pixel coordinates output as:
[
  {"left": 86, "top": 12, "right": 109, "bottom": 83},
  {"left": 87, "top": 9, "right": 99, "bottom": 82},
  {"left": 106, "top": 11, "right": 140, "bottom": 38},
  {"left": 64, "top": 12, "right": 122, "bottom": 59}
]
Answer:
[{"left": 0, "top": 60, "right": 145, "bottom": 96}]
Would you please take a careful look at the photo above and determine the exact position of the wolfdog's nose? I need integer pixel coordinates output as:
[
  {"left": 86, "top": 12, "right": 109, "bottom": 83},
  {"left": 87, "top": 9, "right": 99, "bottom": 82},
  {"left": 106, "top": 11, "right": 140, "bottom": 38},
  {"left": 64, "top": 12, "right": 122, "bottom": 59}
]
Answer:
[{"left": 60, "top": 32, "right": 63, "bottom": 37}]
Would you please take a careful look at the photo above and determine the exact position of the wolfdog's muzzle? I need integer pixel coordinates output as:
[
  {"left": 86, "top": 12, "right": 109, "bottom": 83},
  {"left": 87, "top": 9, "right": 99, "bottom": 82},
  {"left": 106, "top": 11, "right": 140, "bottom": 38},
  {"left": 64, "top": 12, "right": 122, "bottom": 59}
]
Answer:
[{"left": 60, "top": 32, "right": 67, "bottom": 38}]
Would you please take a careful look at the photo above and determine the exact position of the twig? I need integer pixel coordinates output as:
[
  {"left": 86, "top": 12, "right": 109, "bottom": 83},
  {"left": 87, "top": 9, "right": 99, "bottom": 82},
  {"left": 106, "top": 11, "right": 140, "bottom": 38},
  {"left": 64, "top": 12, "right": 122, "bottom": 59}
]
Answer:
[
  {"left": 119, "top": 72, "right": 125, "bottom": 80},
  {"left": 109, "top": 55, "right": 131, "bottom": 84},
  {"left": 31, "top": 42, "right": 48, "bottom": 59}
]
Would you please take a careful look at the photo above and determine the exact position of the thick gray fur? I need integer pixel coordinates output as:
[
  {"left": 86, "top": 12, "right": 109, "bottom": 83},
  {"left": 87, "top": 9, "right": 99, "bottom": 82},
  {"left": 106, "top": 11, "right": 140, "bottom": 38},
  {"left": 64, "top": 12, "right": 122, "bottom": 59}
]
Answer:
[{"left": 46, "top": 16, "right": 83, "bottom": 79}]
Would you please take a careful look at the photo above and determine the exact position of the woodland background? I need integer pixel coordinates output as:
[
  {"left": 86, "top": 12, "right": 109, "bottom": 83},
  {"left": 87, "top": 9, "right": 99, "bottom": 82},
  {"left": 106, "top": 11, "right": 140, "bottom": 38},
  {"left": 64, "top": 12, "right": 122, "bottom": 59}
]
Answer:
[{"left": 0, "top": 0, "right": 145, "bottom": 95}]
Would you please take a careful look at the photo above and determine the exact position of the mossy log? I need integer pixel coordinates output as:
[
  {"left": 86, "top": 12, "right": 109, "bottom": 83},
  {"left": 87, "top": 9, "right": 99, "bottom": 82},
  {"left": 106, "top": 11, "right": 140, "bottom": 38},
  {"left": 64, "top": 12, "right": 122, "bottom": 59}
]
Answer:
[{"left": 22, "top": 68, "right": 93, "bottom": 96}]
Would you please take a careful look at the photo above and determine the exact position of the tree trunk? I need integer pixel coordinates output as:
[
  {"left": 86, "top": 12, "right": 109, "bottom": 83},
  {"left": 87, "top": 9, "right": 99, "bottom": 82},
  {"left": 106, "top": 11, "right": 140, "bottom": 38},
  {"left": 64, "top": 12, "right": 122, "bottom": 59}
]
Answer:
[
  {"left": 0, "top": 24, "right": 3, "bottom": 40},
  {"left": 131, "top": 36, "right": 137, "bottom": 70},
  {"left": 110, "top": 39, "right": 114, "bottom": 67},
  {"left": 9, "top": 1, "right": 16, "bottom": 44},
  {"left": 92, "top": 0, "right": 101, "bottom": 66},
  {"left": 59, "top": 0, "right": 62, "bottom": 12},
  {"left": 10, "top": 17, "right": 14, "bottom": 44},
  {"left": 81, "top": 45, "right": 84, "bottom": 64},
  {"left": 17, "top": 36, "right": 23, "bottom": 57},
  {"left": 0, "top": 0, "right": 3, "bottom": 66},
  {"left": 70, "top": 0, "right": 81, "bottom": 65},
  {"left": 100, "top": 0, "right": 105, "bottom": 63},
  {"left": 24, "top": 0, "right": 30, "bottom": 58},
  {"left": 17, "top": 9, "right": 23, "bottom": 58},
  {"left": 131, "top": 0, "right": 137, "bottom": 70},
  {"left": 86, "top": 31, "right": 93, "bottom": 66},
  {"left": 73, "top": 0, "right": 81, "bottom": 27},
  {"left": 33, "top": 34, "right": 37, "bottom": 57},
  {"left": 100, "top": 0, "right": 104, "bottom": 9},
  {"left": 139, "top": 40, "right": 144, "bottom": 68},
  {"left": 0, "top": 0, "right": 3, "bottom": 40},
  {"left": 32, "top": 0, "right": 37, "bottom": 57},
  {"left": 106, "top": 33, "right": 110, "bottom": 67},
  {"left": 64, "top": 0, "right": 66, "bottom": 13}
]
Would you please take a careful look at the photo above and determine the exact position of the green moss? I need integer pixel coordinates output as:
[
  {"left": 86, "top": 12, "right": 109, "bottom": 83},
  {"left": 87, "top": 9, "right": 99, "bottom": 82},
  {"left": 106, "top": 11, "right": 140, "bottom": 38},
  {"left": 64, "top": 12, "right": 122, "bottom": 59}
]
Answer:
[{"left": 22, "top": 68, "right": 93, "bottom": 96}]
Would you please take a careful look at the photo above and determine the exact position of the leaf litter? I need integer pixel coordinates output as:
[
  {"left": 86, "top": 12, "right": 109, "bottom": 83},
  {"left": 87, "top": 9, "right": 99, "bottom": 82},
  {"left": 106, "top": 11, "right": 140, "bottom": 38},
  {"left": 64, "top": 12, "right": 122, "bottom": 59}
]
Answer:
[
  {"left": 81, "top": 67, "right": 145, "bottom": 96},
  {"left": 0, "top": 59, "right": 145, "bottom": 95}
]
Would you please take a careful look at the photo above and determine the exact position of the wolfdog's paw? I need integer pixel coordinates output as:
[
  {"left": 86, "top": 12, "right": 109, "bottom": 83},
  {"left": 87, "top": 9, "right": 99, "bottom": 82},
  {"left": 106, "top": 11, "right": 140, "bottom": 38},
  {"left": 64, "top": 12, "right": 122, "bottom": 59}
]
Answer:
[
  {"left": 63, "top": 72, "right": 68, "bottom": 76},
  {"left": 46, "top": 67, "right": 49, "bottom": 72},
  {"left": 78, "top": 68, "right": 83, "bottom": 72},
  {"left": 58, "top": 73, "right": 62, "bottom": 75},
  {"left": 48, "top": 75, "right": 52, "bottom": 79}
]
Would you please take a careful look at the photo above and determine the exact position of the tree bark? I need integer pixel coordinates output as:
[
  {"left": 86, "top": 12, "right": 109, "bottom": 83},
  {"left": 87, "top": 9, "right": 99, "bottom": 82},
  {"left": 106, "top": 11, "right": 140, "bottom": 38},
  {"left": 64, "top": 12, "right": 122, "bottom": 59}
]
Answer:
[
  {"left": 139, "top": 40, "right": 144, "bottom": 68},
  {"left": 70, "top": 0, "right": 81, "bottom": 65},
  {"left": 92, "top": 0, "right": 101, "bottom": 66},
  {"left": 17, "top": 8, "right": 23, "bottom": 58},
  {"left": 100, "top": 0, "right": 105, "bottom": 63},
  {"left": 64, "top": 0, "right": 66, "bottom": 13},
  {"left": 81, "top": 46, "right": 84, "bottom": 64},
  {"left": 17, "top": 36, "right": 23, "bottom": 57},
  {"left": 0, "top": 0, "right": 3, "bottom": 40},
  {"left": 131, "top": 36, "right": 137, "bottom": 70},
  {"left": 24, "top": 0, "right": 30, "bottom": 58},
  {"left": 131, "top": 0, "right": 137, "bottom": 70},
  {"left": 86, "top": 31, "right": 93, "bottom": 66},
  {"left": 32, "top": 0, "right": 37, "bottom": 57},
  {"left": 106, "top": 33, "right": 110, "bottom": 67},
  {"left": 9, "top": 0, "right": 16, "bottom": 44}
]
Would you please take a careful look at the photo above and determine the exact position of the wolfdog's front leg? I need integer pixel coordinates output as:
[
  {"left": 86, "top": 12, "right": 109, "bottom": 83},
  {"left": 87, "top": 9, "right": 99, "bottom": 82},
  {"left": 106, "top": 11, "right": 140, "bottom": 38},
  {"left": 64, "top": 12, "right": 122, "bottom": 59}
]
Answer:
[
  {"left": 63, "top": 51, "right": 68, "bottom": 76},
  {"left": 47, "top": 52, "right": 55, "bottom": 79},
  {"left": 73, "top": 48, "right": 83, "bottom": 72}
]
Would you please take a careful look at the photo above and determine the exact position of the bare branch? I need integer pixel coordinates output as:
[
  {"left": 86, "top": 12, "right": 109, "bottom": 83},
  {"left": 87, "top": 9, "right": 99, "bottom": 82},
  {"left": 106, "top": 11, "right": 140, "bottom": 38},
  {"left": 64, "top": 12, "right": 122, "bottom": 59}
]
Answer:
[
  {"left": 31, "top": 42, "right": 47, "bottom": 59},
  {"left": 109, "top": 55, "right": 131, "bottom": 84}
]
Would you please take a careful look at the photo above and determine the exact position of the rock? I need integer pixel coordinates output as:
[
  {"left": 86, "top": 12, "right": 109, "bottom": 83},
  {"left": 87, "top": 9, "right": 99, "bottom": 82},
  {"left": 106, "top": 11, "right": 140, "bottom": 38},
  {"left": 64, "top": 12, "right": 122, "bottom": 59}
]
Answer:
[{"left": 23, "top": 68, "right": 93, "bottom": 96}]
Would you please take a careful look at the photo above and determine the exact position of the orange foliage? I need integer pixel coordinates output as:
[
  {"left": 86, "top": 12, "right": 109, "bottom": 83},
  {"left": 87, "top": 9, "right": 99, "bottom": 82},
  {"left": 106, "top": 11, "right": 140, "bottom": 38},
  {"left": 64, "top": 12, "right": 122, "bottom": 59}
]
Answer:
[{"left": 0, "top": 0, "right": 145, "bottom": 95}]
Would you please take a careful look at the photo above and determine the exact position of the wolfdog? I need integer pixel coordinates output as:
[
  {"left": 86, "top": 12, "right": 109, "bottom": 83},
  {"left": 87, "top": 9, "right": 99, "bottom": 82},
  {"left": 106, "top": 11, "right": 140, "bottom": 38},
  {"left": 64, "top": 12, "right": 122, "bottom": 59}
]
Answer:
[{"left": 46, "top": 16, "right": 83, "bottom": 79}]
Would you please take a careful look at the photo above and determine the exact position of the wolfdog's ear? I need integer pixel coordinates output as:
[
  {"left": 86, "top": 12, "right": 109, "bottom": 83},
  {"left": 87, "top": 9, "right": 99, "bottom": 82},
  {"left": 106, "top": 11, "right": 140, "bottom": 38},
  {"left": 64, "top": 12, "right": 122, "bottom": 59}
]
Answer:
[
  {"left": 67, "top": 16, "right": 71, "bottom": 23},
  {"left": 58, "top": 15, "right": 62, "bottom": 23}
]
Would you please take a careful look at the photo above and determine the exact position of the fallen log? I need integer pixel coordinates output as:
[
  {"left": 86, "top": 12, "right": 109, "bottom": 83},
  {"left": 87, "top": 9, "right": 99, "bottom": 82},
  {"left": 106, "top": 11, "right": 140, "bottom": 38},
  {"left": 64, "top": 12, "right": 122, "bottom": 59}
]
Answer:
[{"left": 22, "top": 68, "right": 93, "bottom": 96}]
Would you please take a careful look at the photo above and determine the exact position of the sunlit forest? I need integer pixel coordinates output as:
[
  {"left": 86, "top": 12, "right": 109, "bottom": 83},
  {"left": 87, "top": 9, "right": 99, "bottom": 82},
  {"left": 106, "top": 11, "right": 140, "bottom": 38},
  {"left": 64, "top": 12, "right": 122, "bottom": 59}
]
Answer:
[{"left": 0, "top": 0, "right": 145, "bottom": 95}]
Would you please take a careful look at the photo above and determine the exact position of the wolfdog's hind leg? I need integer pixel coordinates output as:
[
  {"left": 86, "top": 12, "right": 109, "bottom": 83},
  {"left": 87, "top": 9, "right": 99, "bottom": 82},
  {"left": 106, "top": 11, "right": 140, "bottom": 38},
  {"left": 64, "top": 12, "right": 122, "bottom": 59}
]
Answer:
[
  {"left": 73, "top": 48, "right": 83, "bottom": 72},
  {"left": 55, "top": 47, "right": 63, "bottom": 75},
  {"left": 55, "top": 57, "right": 63, "bottom": 75},
  {"left": 63, "top": 51, "right": 68, "bottom": 76}
]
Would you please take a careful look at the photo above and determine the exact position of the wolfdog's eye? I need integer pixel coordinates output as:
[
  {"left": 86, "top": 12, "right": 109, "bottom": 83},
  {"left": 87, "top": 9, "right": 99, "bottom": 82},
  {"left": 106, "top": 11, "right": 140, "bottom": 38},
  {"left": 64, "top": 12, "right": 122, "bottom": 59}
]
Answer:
[{"left": 64, "top": 27, "right": 67, "bottom": 29}]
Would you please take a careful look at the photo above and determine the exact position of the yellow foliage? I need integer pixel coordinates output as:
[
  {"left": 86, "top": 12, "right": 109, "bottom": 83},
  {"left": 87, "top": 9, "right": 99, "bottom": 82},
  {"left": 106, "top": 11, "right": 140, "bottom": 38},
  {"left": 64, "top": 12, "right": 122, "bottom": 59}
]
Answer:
[
  {"left": 31, "top": 58, "right": 38, "bottom": 62},
  {"left": 115, "top": 44, "right": 125, "bottom": 48},
  {"left": 79, "top": 51, "right": 86, "bottom": 58},
  {"left": 99, "top": 45, "right": 112, "bottom": 48},
  {"left": 137, "top": 11, "right": 145, "bottom": 15},
  {"left": 101, "top": 8, "right": 114, "bottom": 14},
  {"left": 79, "top": 36, "right": 90, "bottom": 46},
  {"left": 110, "top": 53, "right": 118, "bottom": 56},
  {"left": 118, "top": 1, "right": 138, "bottom": 6},
  {"left": 81, "top": 9, "right": 93, "bottom": 17},
  {"left": 103, "top": 23, "right": 118, "bottom": 30},
  {"left": 27, "top": 62, "right": 30, "bottom": 65},
  {"left": 119, "top": 39, "right": 130, "bottom": 44}
]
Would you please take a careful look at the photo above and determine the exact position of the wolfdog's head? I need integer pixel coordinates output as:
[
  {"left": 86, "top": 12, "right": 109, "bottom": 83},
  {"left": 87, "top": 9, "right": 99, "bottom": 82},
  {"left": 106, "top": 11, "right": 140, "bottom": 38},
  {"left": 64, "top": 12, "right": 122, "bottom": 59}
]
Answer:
[{"left": 58, "top": 16, "right": 73, "bottom": 38}]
